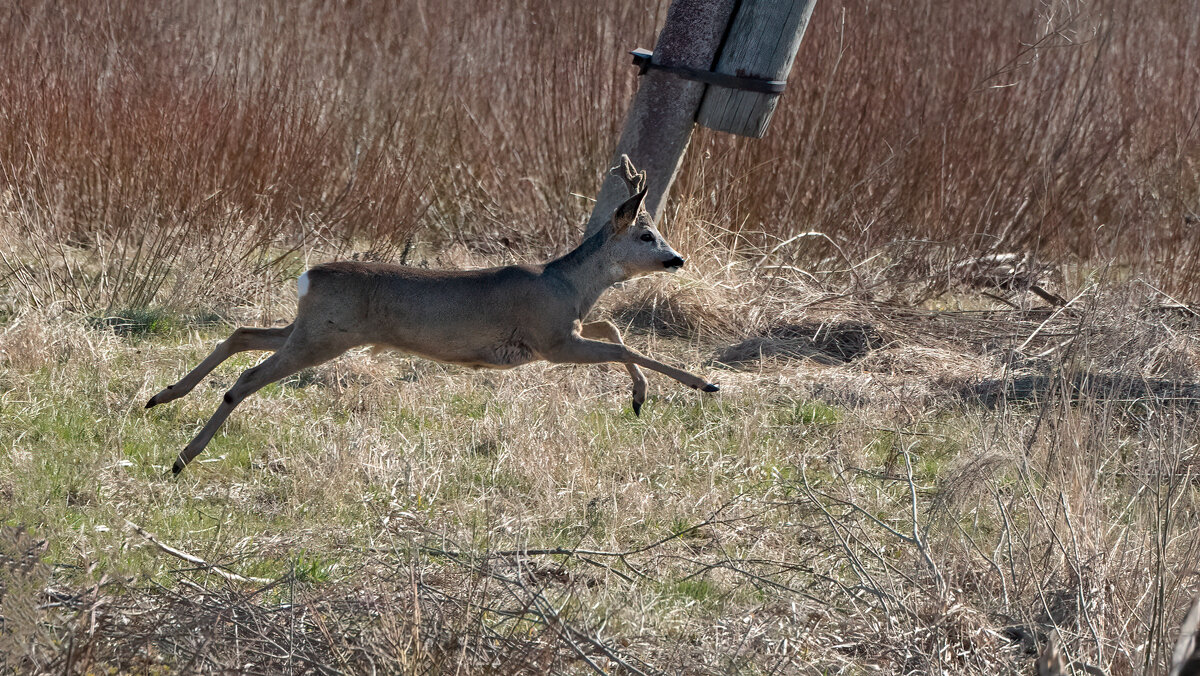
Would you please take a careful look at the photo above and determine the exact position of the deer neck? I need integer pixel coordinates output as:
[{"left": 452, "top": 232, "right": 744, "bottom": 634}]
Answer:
[{"left": 547, "top": 226, "right": 627, "bottom": 319}]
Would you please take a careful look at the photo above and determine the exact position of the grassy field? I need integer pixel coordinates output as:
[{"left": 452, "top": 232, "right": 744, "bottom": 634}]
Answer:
[
  {"left": 5, "top": 239, "right": 1200, "bottom": 674},
  {"left": 3, "top": 0, "right": 1200, "bottom": 674}
]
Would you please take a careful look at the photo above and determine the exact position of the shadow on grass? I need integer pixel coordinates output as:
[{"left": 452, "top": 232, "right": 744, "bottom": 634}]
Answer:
[
  {"left": 962, "top": 372, "right": 1200, "bottom": 409},
  {"left": 715, "top": 320, "right": 886, "bottom": 367}
]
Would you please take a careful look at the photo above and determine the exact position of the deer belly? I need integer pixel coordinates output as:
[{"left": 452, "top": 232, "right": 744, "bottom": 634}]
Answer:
[
  {"left": 474, "top": 340, "right": 536, "bottom": 369},
  {"left": 399, "top": 338, "right": 536, "bottom": 370}
]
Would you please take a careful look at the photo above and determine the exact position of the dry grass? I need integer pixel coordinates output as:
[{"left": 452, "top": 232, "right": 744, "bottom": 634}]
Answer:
[
  {"left": 4, "top": 0, "right": 1200, "bottom": 673},
  {"left": 2, "top": 0, "right": 1198, "bottom": 313},
  {"left": 4, "top": 247, "right": 1200, "bottom": 673}
]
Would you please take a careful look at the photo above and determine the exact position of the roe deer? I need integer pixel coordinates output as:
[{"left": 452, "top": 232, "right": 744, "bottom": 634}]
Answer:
[{"left": 148, "top": 156, "right": 719, "bottom": 474}]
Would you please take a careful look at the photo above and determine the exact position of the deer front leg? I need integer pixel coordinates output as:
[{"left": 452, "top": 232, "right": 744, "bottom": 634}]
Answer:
[
  {"left": 579, "top": 321, "right": 648, "bottom": 415},
  {"left": 544, "top": 336, "right": 718, "bottom": 401},
  {"left": 147, "top": 325, "right": 293, "bottom": 408}
]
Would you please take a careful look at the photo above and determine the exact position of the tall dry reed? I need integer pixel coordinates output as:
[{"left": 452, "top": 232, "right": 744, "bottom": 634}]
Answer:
[{"left": 1, "top": 0, "right": 1197, "bottom": 310}]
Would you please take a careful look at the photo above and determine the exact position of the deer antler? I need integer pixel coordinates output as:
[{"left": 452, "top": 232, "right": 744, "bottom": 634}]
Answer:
[{"left": 611, "top": 154, "right": 647, "bottom": 196}]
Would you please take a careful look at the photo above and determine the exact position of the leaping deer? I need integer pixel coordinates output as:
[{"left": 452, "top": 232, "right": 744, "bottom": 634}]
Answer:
[{"left": 148, "top": 156, "right": 720, "bottom": 474}]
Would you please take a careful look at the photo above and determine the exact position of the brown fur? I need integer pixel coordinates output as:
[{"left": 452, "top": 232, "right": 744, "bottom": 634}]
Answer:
[{"left": 148, "top": 157, "right": 718, "bottom": 474}]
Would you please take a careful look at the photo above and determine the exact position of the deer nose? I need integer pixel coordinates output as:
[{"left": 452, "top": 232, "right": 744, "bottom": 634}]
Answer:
[{"left": 664, "top": 256, "right": 685, "bottom": 269}]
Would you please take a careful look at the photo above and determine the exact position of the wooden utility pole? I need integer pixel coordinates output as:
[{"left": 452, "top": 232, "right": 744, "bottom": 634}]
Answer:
[
  {"left": 584, "top": 0, "right": 737, "bottom": 237},
  {"left": 697, "top": 1, "right": 818, "bottom": 137},
  {"left": 584, "top": 0, "right": 819, "bottom": 238}
]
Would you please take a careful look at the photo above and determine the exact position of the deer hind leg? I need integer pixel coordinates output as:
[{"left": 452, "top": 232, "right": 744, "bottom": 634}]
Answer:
[
  {"left": 580, "top": 321, "right": 648, "bottom": 415},
  {"left": 146, "top": 325, "right": 294, "bottom": 408},
  {"left": 171, "top": 331, "right": 348, "bottom": 474},
  {"left": 545, "top": 336, "right": 719, "bottom": 397}
]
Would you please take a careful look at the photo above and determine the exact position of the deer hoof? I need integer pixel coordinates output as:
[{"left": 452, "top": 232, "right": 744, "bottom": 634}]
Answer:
[
  {"left": 632, "top": 399, "right": 643, "bottom": 416},
  {"left": 171, "top": 458, "right": 186, "bottom": 475},
  {"left": 145, "top": 397, "right": 157, "bottom": 409},
  {"left": 702, "top": 383, "right": 719, "bottom": 393}
]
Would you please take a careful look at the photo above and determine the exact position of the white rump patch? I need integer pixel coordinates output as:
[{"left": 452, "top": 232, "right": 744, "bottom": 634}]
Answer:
[{"left": 297, "top": 271, "right": 310, "bottom": 299}]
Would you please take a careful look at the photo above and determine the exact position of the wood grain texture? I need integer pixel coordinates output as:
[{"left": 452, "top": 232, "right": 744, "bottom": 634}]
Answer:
[
  {"left": 583, "top": 0, "right": 737, "bottom": 237},
  {"left": 697, "top": 0, "right": 818, "bottom": 138}
]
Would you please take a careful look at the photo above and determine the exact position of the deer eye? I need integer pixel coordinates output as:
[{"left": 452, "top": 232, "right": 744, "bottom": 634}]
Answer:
[{"left": 639, "top": 233, "right": 655, "bottom": 242}]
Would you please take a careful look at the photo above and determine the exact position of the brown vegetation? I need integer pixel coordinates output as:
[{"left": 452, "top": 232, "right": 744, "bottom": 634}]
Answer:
[
  {"left": 3, "top": 0, "right": 1198, "bottom": 312},
  {"left": 3, "top": 0, "right": 1200, "bottom": 674}
]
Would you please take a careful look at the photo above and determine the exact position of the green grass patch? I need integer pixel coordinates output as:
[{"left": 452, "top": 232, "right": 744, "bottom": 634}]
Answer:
[
  {"left": 88, "top": 307, "right": 180, "bottom": 337},
  {"left": 773, "top": 399, "right": 842, "bottom": 426},
  {"left": 669, "top": 577, "right": 722, "bottom": 607}
]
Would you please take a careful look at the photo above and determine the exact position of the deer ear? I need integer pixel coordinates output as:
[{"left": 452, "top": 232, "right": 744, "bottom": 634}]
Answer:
[{"left": 612, "top": 187, "right": 648, "bottom": 232}]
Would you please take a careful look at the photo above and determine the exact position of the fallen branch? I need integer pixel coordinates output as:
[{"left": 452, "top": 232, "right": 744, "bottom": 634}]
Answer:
[{"left": 126, "top": 520, "right": 273, "bottom": 585}]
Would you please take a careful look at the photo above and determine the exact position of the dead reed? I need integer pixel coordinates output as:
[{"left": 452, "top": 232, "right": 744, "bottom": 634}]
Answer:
[
  {"left": 4, "top": 1, "right": 1200, "bottom": 673},
  {"left": 2, "top": 0, "right": 1198, "bottom": 313}
]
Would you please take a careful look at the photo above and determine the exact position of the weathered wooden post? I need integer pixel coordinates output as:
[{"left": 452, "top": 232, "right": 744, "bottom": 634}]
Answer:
[
  {"left": 697, "top": 1, "right": 818, "bottom": 137},
  {"left": 583, "top": 0, "right": 738, "bottom": 237},
  {"left": 584, "top": 0, "right": 819, "bottom": 237}
]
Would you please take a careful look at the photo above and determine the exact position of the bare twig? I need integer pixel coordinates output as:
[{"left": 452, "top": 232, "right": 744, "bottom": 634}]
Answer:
[{"left": 125, "top": 520, "right": 273, "bottom": 585}]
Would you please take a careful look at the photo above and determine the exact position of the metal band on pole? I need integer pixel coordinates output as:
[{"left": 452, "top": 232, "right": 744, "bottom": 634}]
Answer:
[{"left": 629, "top": 48, "right": 786, "bottom": 95}]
